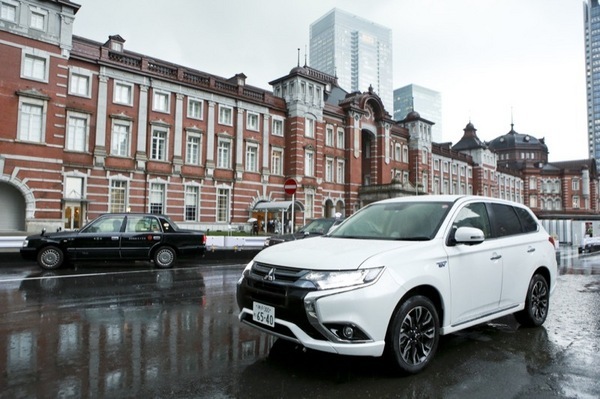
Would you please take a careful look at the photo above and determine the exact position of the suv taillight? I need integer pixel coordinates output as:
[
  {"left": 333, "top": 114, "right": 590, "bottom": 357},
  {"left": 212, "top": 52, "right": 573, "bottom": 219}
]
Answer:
[{"left": 548, "top": 236, "right": 556, "bottom": 248}]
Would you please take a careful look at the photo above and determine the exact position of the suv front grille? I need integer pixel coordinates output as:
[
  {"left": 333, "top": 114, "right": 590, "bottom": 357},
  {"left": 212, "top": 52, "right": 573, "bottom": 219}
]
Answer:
[
  {"left": 250, "top": 262, "right": 307, "bottom": 283},
  {"left": 239, "top": 261, "right": 324, "bottom": 340},
  {"left": 246, "top": 262, "right": 309, "bottom": 307}
]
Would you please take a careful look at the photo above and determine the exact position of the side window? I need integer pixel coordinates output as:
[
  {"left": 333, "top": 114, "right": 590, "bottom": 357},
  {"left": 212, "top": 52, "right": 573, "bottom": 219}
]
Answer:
[
  {"left": 489, "top": 203, "right": 522, "bottom": 237},
  {"left": 127, "top": 216, "right": 162, "bottom": 232},
  {"left": 126, "top": 216, "right": 143, "bottom": 232},
  {"left": 452, "top": 202, "right": 491, "bottom": 238},
  {"left": 149, "top": 218, "right": 161, "bottom": 232},
  {"left": 84, "top": 216, "right": 125, "bottom": 233},
  {"left": 514, "top": 207, "right": 538, "bottom": 233}
]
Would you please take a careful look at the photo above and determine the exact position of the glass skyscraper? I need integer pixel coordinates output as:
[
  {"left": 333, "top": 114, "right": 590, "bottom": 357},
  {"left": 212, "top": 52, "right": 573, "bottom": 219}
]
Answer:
[
  {"left": 584, "top": 0, "right": 600, "bottom": 163},
  {"left": 394, "top": 84, "right": 443, "bottom": 143},
  {"left": 309, "top": 8, "right": 393, "bottom": 112}
]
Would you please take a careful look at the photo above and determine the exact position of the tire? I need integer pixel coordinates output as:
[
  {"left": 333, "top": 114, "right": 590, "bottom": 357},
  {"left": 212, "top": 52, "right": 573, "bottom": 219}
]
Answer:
[
  {"left": 514, "top": 274, "right": 549, "bottom": 327},
  {"left": 37, "top": 246, "right": 64, "bottom": 270},
  {"left": 386, "top": 295, "right": 440, "bottom": 374},
  {"left": 154, "top": 246, "right": 176, "bottom": 268}
]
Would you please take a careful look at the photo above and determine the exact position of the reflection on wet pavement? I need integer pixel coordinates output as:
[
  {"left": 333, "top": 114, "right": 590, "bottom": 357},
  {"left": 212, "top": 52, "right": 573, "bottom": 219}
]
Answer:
[
  {"left": 556, "top": 246, "right": 600, "bottom": 275},
  {"left": 0, "top": 265, "right": 272, "bottom": 398}
]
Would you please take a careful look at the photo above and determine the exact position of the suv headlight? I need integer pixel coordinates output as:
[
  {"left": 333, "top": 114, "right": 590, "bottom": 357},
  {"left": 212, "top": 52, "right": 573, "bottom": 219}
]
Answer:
[
  {"left": 238, "top": 261, "right": 254, "bottom": 284},
  {"left": 302, "top": 267, "right": 384, "bottom": 290}
]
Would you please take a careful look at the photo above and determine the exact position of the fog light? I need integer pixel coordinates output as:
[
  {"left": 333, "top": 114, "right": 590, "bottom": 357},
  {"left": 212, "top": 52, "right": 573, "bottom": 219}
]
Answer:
[{"left": 342, "top": 325, "right": 354, "bottom": 339}]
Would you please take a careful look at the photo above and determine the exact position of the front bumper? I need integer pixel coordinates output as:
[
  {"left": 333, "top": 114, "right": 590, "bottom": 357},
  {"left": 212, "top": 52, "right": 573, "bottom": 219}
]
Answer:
[
  {"left": 20, "top": 247, "right": 37, "bottom": 261},
  {"left": 236, "top": 264, "right": 401, "bottom": 357}
]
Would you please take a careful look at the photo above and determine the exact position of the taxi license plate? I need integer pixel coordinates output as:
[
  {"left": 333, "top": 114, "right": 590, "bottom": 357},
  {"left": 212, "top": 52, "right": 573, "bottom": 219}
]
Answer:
[{"left": 253, "top": 302, "right": 275, "bottom": 327}]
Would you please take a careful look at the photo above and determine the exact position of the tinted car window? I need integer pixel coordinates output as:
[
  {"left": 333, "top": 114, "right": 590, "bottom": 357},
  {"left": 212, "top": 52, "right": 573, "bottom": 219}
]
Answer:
[
  {"left": 452, "top": 202, "right": 492, "bottom": 238},
  {"left": 489, "top": 203, "right": 521, "bottom": 237},
  {"left": 514, "top": 207, "right": 538, "bottom": 233}
]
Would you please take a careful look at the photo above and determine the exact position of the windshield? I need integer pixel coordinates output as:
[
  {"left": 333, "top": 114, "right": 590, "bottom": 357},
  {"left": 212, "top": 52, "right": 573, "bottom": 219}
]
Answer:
[
  {"left": 299, "top": 219, "right": 335, "bottom": 235},
  {"left": 330, "top": 201, "right": 452, "bottom": 240}
]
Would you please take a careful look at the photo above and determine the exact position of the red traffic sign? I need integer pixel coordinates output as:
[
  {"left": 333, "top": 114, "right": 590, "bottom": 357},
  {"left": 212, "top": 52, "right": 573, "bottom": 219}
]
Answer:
[{"left": 284, "top": 178, "right": 297, "bottom": 195}]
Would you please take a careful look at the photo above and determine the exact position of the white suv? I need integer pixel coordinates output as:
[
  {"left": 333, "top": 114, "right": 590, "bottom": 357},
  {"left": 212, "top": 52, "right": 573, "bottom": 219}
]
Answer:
[{"left": 236, "top": 195, "right": 557, "bottom": 374}]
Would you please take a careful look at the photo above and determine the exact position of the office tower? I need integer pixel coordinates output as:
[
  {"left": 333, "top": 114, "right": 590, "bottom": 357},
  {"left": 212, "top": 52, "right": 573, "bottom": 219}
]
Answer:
[
  {"left": 394, "top": 84, "right": 443, "bottom": 143},
  {"left": 309, "top": 8, "right": 393, "bottom": 111},
  {"left": 585, "top": 0, "right": 600, "bottom": 163}
]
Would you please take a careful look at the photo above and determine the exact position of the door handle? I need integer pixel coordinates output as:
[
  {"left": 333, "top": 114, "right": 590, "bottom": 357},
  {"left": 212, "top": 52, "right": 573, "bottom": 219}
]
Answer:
[
  {"left": 527, "top": 247, "right": 535, "bottom": 253},
  {"left": 490, "top": 254, "right": 502, "bottom": 261},
  {"left": 111, "top": 236, "right": 119, "bottom": 241}
]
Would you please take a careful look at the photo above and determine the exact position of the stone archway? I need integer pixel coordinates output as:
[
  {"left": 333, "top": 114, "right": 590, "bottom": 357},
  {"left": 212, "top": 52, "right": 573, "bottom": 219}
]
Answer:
[{"left": 0, "top": 179, "right": 28, "bottom": 231}]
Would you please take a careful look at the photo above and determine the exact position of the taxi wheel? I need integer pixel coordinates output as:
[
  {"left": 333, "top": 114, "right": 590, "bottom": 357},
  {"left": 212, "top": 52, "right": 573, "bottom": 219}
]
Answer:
[
  {"left": 154, "top": 246, "right": 176, "bottom": 268},
  {"left": 37, "top": 246, "right": 64, "bottom": 270}
]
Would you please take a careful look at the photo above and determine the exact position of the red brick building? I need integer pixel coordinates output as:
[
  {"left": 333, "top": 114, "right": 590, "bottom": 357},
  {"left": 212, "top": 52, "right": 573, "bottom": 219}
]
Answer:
[{"left": 1, "top": 0, "right": 598, "bottom": 244}]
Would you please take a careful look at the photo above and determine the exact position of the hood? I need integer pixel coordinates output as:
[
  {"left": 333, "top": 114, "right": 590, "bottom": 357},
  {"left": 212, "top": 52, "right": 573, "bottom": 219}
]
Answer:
[
  {"left": 269, "top": 231, "right": 311, "bottom": 242},
  {"left": 255, "top": 236, "right": 423, "bottom": 270}
]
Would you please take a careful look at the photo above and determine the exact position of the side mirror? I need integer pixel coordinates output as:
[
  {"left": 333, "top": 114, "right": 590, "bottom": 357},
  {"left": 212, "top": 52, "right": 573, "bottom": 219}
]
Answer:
[{"left": 454, "top": 226, "right": 485, "bottom": 245}]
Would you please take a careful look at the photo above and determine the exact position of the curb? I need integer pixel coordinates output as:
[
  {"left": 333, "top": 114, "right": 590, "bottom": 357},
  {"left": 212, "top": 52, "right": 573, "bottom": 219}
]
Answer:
[{"left": 0, "top": 248, "right": 261, "bottom": 265}]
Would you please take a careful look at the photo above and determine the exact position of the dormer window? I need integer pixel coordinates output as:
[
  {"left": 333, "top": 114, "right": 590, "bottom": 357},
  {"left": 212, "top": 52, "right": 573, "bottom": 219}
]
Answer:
[
  {"left": 105, "top": 35, "right": 126, "bottom": 52},
  {"left": 234, "top": 73, "right": 246, "bottom": 86}
]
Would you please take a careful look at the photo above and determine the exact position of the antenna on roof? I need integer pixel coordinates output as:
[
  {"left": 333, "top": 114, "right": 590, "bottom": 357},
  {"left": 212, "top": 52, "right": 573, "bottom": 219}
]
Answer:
[
  {"left": 304, "top": 45, "right": 308, "bottom": 67},
  {"left": 511, "top": 106, "right": 514, "bottom": 130},
  {"left": 297, "top": 48, "right": 300, "bottom": 67}
]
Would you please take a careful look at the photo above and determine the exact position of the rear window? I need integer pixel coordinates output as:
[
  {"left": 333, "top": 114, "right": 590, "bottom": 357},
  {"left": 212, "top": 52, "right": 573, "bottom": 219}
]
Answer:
[
  {"left": 514, "top": 207, "right": 539, "bottom": 233},
  {"left": 489, "top": 203, "right": 522, "bottom": 237},
  {"left": 489, "top": 203, "right": 538, "bottom": 237}
]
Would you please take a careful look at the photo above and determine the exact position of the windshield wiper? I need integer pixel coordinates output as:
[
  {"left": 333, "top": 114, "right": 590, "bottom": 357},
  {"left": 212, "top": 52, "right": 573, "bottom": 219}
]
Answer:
[{"left": 395, "top": 236, "right": 430, "bottom": 241}]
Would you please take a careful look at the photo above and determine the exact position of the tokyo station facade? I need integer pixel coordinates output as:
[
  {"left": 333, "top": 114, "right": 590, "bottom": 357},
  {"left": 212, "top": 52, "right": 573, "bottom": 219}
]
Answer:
[{"left": 1, "top": 0, "right": 599, "bottom": 243}]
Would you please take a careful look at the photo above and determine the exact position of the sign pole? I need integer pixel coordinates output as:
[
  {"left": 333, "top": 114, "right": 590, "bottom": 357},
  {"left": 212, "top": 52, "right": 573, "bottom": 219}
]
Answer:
[
  {"left": 291, "top": 193, "right": 295, "bottom": 233},
  {"left": 283, "top": 178, "right": 298, "bottom": 233}
]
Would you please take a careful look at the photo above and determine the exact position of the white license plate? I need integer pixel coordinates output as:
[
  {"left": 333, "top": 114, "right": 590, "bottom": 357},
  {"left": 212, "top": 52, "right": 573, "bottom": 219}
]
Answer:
[{"left": 253, "top": 302, "right": 275, "bottom": 327}]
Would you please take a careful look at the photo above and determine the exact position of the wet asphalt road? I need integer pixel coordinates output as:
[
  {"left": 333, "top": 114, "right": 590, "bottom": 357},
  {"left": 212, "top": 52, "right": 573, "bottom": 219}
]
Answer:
[{"left": 0, "top": 248, "right": 598, "bottom": 399}]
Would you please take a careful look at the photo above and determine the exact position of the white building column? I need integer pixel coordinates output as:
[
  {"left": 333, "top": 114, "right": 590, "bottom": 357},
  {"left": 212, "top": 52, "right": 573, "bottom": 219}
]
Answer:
[
  {"left": 262, "top": 114, "right": 270, "bottom": 183},
  {"left": 135, "top": 84, "right": 148, "bottom": 170},
  {"left": 173, "top": 93, "right": 184, "bottom": 173},
  {"left": 205, "top": 101, "right": 216, "bottom": 177},
  {"left": 94, "top": 74, "right": 108, "bottom": 166},
  {"left": 235, "top": 108, "right": 244, "bottom": 181}
]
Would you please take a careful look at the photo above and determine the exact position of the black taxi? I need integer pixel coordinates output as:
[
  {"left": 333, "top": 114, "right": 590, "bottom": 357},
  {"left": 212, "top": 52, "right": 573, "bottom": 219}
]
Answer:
[{"left": 20, "top": 213, "right": 206, "bottom": 270}]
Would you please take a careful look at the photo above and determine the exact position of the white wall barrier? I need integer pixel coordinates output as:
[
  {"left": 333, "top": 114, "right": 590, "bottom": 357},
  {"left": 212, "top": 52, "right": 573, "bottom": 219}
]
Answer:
[
  {"left": 0, "top": 236, "right": 26, "bottom": 249},
  {"left": 206, "top": 236, "right": 266, "bottom": 250}
]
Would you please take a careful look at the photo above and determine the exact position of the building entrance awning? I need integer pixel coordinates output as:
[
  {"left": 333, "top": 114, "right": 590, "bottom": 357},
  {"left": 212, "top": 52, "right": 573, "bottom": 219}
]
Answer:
[{"left": 253, "top": 200, "right": 304, "bottom": 211}]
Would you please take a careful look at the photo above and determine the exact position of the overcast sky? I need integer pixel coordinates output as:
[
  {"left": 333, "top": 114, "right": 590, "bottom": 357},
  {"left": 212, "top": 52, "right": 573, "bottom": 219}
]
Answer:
[{"left": 72, "top": 0, "right": 587, "bottom": 162}]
